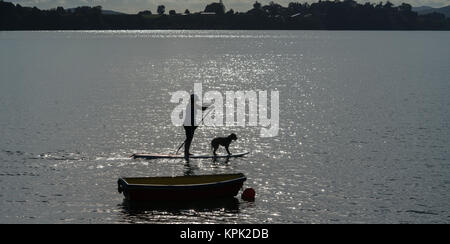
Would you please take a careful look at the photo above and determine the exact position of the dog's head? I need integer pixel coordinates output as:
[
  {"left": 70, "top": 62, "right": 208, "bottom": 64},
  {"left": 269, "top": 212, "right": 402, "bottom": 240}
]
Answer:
[{"left": 229, "top": 133, "right": 237, "bottom": 141}]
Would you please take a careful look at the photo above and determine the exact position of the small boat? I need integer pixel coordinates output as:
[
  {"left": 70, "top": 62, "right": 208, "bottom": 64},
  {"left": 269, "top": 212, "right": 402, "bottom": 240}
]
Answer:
[{"left": 117, "top": 173, "right": 246, "bottom": 201}]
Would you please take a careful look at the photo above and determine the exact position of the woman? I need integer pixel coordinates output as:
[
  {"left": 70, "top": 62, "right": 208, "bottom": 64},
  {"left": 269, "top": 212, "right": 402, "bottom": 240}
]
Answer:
[{"left": 183, "top": 94, "right": 209, "bottom": 158}]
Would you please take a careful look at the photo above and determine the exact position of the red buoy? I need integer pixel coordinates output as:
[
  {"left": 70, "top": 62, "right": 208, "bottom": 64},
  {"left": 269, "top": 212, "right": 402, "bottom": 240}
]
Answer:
[{"left": 241, "top": 188, "right": 256, "bottom": 201}]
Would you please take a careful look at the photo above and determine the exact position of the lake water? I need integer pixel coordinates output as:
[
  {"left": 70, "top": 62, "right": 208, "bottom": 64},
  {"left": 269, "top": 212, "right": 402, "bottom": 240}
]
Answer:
[{"left": 0, "top": 30, "right": 449, "bottom": 223}]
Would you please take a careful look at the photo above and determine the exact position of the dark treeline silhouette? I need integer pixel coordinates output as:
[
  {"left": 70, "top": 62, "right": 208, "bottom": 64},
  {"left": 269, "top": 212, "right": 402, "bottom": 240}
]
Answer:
[{"left": 1, "top": 0, "right": 449, "bottom": 30}]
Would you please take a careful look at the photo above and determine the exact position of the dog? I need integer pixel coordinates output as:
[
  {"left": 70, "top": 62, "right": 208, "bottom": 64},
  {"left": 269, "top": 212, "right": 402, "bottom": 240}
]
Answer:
[{"left": 211, "top": 133, "right": 238, "bottom": 156}]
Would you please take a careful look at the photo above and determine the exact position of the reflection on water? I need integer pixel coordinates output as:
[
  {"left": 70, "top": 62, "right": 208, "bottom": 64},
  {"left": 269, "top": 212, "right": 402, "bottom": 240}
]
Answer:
[
  {"left": 120, "top": 197, "right": 246, "bottom": 224},
  {"left": 121, "top": 197, "right": 239, "bottom": 217},
  {"left": 1, "top": 30, "right": 449, "bottom": 223}
]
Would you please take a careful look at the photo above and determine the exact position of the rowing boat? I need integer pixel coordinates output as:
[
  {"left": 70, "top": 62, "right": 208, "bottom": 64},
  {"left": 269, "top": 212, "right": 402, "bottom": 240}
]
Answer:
[{"left": 117, "top": 173, "right": 246, "bottom": 201}]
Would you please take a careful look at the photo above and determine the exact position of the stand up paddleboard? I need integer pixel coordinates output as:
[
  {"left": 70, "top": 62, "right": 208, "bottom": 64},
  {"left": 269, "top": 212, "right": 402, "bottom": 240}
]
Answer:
[{"left": 131, "top": 151, "right": 249, "bottom": 160}]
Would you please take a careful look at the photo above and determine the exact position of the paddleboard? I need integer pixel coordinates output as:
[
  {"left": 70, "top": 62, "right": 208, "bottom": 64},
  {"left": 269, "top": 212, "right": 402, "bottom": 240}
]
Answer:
[{"left": 131, "top": 151, "right": 249, "bottom": 159}]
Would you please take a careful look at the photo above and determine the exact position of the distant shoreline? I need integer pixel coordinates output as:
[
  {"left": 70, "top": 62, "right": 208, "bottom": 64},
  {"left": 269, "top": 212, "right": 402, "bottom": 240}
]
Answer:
[{"left": 1, "top": 1, "right": 449, "bottom": 31}]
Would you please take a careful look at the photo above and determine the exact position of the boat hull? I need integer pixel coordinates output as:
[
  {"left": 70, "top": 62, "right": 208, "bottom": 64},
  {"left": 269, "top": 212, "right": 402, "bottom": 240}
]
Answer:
[{"left": 118, "top": 173, "right": 246, "bottom": 201}]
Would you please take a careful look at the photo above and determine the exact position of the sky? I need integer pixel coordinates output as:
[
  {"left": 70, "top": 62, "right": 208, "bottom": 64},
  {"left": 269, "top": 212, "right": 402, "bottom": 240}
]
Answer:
[{"left": 7, "top": 0, "right": 450, "bottom": 14}]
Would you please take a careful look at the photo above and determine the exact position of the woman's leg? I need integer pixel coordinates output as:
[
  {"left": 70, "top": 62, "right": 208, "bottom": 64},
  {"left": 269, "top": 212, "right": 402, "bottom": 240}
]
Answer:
[{"left": 184, "top": 126, "right": 195, "bottom": 157}]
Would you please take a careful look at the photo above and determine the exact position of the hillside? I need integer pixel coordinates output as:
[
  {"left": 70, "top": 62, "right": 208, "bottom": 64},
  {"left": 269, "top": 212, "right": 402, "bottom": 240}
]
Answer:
[
  {"left": 414, "top": 5, "right": 450, "bottom": 17},
  {"left": 101, "top": 10, "right": 126, "bottom": 15}
]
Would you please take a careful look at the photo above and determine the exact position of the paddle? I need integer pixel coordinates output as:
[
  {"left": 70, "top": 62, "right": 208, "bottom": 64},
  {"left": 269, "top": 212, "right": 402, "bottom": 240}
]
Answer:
[{"left": 175, "top": 105, "right": 214, "bottom": 154}]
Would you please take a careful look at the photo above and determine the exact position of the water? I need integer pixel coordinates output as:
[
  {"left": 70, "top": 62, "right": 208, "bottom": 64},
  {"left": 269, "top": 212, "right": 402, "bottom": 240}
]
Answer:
[{"left": 0, "top": 30, "right": 449, "bottom": 223}]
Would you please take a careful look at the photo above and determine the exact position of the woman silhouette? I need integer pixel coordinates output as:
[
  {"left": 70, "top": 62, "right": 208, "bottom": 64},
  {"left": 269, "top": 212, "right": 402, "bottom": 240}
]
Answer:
[{"left": 183, "top": 94, "right": 209, "bottom": 158}]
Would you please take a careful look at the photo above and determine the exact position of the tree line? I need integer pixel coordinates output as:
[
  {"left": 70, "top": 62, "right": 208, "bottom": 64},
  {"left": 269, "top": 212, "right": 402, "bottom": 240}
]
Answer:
[{"left": 1, "top": 0, "right": 449, "bottom": 30}]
